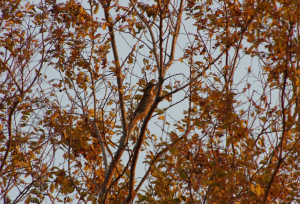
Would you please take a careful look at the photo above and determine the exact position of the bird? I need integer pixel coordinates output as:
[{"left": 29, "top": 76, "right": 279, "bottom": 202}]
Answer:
[
  {"left": 126, "top": 81, "right": 156, "bottom": 136},
  {"left": 132, "top": 81, "right": 156, "bottom": 121}
]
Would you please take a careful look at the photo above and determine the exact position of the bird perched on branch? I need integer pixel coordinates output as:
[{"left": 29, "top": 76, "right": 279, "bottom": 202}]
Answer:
[
  {"left": 132, "top": 81, "right": 156, "bottom": 121},
  {"left": 126, "top": 81, "right": 156, "bottom": 142}
]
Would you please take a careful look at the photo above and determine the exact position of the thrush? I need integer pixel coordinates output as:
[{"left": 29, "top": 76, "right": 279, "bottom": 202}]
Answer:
[
  {"left": 126, "top": 81, "right": 156, "bottom": 141},
  {"left": 132, "top": 81, "right": 156, "bottom": 121}
]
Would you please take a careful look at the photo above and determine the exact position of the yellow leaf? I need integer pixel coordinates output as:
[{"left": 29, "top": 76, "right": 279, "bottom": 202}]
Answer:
[
  {"left": 250, "top": 183, "right": 262, "bottom": 197},
  {"left": 51, "top": 112, "right": 59, "bottom": 121},
  {"left": 258, "top": 138, "right": 264, "bottom": 147},
  {"left": 103, "top": 23, "right": 106, "bottom": 30},
  {"left": 250, "top": 184, "right": 255, "bottom": 194},
  {"left": 259, "top": 117, "right": 267, "bottom": 123},
  {"left": 17, "top": 96, "right": 22, "bottom": 103},
  {"left": 17, "top": 12, "right": 23, "bottom": 17},
  {"left": 25, "top": 196, "right": 31, "bottom": 204},
  {"left": 84, "top": 165, "right": 89, "bottom": 173},
  {"left": 50, "top": 183, "right": 55, "bottom": 193},
  {"left": 152, "top": 171, "right": 158, "bottom": 177},
  {"left": 213, "top": 77, "right": 220, "bottom": 83},
  {"left": 27, "top": 5, "right": 35, "bottom": 12},
  {"left": 79, "top": 6, "right": 83, "bottom": 13},
  {"left": 63, "top": 131, "right": 67, "bottom": 139},
  {"left": 178, "top": 128, "right": 184, "bottom": 132},
  {"left": 94, "top": 4, "right": 99, "bottom": 14},
  {"left": 158, "top": 115, "right": 165, "bottom": 120},
  {"left": 91, "top": 144, "right": 95, "bottom": 150},
  {"left": 255, "top": 184, "right": 262, "bottom": 197},
  {"left": 88, "top": 109, "right": 95, "bottom": 117}
]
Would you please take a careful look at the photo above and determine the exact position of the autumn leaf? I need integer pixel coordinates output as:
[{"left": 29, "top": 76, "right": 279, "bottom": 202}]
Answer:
[
  {"left": 2, "top": 0, "right": 300, "bottom": 204},
  {"left": 158, "top": 115, "right": 165, "bottom": 120}
]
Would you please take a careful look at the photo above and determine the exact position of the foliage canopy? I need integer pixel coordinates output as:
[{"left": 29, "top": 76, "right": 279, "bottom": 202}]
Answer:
[{"left": 1, "top": 0, "right": 300, "bottom": 203}]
